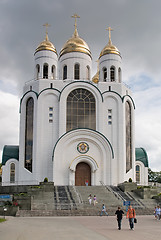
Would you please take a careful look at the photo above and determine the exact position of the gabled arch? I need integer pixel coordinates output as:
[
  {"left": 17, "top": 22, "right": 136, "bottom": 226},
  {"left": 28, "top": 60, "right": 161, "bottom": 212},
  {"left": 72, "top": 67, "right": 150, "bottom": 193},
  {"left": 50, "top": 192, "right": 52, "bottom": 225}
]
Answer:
[
  {"left": 59, "top": 81, "right": 104, "bottom": 102},
  {"left": 102, "top": 91, "right": 136, "bottom": 109},
  {"left": 19, "top": 90, "right": 38, "bottom": 113},
  {"left": 38, "top": 88, "right": 60, "bottom": 98},
  {"left": 70, "top": 155, "right": 99, "bottom": 172},
  {"left": 123, "top": 95, "right": 135, "bottom": 109},
  {"left": 52, "top": 128, "right": 114, "bottom": 160}
]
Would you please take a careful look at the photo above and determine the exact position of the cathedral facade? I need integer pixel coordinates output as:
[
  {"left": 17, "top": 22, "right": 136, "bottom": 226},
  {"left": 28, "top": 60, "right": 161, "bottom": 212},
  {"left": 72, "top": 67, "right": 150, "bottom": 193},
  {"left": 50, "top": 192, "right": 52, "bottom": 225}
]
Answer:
[{"left": 2, "top": 17, "right": 148, "bottom": 186}]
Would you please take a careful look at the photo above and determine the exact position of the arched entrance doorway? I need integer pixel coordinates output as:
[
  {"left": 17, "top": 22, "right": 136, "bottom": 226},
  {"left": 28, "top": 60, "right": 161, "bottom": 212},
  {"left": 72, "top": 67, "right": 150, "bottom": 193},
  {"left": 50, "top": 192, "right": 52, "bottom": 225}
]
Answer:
[{"left": 75, "top": 162, "right": 91, "bottom": 186}]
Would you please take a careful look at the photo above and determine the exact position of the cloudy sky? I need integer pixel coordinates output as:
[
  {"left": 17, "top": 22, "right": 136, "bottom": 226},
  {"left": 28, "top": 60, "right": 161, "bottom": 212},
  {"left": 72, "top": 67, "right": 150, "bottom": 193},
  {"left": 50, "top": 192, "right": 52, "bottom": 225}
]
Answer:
[{"left": 0, "top": 0, "right": 161, "bottom": 171}]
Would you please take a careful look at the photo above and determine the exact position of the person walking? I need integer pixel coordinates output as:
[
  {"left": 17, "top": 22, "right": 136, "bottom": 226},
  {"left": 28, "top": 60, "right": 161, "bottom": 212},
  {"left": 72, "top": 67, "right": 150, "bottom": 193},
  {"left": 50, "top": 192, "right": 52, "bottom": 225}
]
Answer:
[
  {"left": 85, "top": 180, "right": 88, "bottom": 186},
  {"left": 88, "top": 194, "right": 92, "bottom": 205},
  {"left": 154, "top": 206, "right": 157, "bottom": 219},
  {"left": 115, "top": 206, "right": 124, "bottom": 230},
  {"left": 100, "top": 204, "right": 108, "bottom": 216},
  {"left": 155, "top": 205, "right": 161, "bottom": 220},
  {"left": 93, "top": 195, "right": 97, "bottom": 206},
  {"left": 126, "top": 205, "right": 136, "bottom": 230}
]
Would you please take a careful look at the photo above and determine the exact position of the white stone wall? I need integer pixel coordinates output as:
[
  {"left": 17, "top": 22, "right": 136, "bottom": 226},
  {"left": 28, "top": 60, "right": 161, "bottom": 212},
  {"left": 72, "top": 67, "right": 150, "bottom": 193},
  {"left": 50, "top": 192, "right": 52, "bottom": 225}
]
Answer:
[
  {"left": 53, "top": 129, "right": 113, "bottom": 185},
  {"left": 135, "top": 161, "right": 148, "bottom": 186},
  {"left": 34, "top": 90, "right": 59, "bottom": 182},
  {"left": 34, "top": 50, "right": 58, "bottom": 80},
  {"left": 99, "top": 54, "right": 122, "bottom": 82},
  {"left": 2, "top": 159, "right": 19, "bottom": 186},
  {"left": 59, "top": 52, "right": 92, "bottom": 80}
]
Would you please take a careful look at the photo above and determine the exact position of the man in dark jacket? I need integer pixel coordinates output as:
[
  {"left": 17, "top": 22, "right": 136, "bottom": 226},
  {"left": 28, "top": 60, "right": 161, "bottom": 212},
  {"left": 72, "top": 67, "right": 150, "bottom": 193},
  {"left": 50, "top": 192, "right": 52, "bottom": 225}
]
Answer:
[{"left": 115, "top": 206, "right": 124, "bottom": 230}]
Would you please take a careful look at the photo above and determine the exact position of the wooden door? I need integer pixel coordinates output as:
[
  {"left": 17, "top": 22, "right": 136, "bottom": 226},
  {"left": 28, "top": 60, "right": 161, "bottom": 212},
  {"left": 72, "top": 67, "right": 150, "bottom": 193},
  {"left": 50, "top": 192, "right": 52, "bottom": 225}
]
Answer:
[{"left": 75, "top": 162, "right": 91, "bottom": 186}]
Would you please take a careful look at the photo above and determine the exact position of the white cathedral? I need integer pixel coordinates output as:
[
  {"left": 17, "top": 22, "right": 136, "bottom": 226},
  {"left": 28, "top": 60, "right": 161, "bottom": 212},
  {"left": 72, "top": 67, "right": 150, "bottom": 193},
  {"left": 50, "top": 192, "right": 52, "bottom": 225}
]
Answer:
[{"left": 2, "top": 16, "right": 149, "bottom": 186}]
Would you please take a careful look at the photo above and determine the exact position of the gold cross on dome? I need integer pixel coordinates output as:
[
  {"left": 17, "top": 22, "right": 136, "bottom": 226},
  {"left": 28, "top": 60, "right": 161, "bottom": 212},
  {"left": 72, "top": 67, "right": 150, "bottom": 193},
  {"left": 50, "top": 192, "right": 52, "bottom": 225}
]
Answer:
[
  {"left": 71, "top": 14, "right": 80, "bottom": 30},
  {"left": 43, "top": 23, "right": 51, "bottom": 40},
  {"left": 106, "top": 27, "right": 113, "bottom": 43}
]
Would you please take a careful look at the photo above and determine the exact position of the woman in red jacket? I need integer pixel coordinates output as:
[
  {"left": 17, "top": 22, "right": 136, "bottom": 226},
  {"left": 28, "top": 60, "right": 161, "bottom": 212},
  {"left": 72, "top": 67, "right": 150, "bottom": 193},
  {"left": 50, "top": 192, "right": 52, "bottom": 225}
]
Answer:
[{"left": 126, "top": 205, "right": 136, "bottom": 230}]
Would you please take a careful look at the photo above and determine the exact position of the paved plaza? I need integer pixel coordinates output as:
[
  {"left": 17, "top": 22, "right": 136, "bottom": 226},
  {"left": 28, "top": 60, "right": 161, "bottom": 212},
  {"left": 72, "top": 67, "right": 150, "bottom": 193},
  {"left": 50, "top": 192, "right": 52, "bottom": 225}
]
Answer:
[{"left": 0, "top": 215, "right": 160, "bottom": 240}]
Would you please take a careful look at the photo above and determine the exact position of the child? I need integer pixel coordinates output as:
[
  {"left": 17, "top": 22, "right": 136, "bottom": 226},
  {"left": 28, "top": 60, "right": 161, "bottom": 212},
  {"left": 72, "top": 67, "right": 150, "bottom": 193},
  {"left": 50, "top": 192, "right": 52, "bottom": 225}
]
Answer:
[{"left": 100, "top": 204, "right": 108, "bottom": 216}]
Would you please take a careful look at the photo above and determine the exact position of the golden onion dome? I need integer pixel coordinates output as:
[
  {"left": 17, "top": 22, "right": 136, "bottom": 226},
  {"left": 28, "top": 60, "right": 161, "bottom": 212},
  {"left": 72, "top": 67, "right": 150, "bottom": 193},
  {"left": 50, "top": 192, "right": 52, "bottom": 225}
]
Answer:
[
  {"left": 92, "top": 71, "right": 99, "bottom": 84},
  {"left": 99, "top": 27, "right": 121, "bottom": 58},
  {"left": 35, "top": 33, "right": 57, "bottom": 55},
  {"left": 59, "top": 19, "right": 91, "bottom": 58},
  {"left": 92, "top": 60, "right": 99, "bottom": 83}
]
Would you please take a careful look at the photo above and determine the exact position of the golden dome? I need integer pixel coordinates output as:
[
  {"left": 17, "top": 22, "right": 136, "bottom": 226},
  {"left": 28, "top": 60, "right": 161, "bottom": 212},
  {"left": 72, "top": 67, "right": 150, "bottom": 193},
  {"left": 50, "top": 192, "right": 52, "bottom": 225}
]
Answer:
[
  {"left": 99, "top": 41, "right": 121, "bottom": 58},
  {"left": 92, "top": 71, "right": 99, "bottom": 83},
  {"left": 59, "top": 23, "right": 91, "bottom": 58},
  {"left": 35, "top": 34, "right": 57, "bottom": 55},
  {"left": 92, "top": 60, "right": 99, "bottom": 83},
  {"left": 99, "top": 27, "right": 121, "bottom": 58}
]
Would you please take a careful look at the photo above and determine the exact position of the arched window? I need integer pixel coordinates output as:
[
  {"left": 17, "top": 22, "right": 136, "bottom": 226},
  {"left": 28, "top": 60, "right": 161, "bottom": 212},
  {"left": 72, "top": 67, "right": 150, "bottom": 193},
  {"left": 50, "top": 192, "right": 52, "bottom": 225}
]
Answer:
[
  {"left": 103, "top": 67, "right": 107, "bottom": 81},
  {"left": 66, "top": 88, "right": 96, "bottom": 131},
  {"left": 10, "top": 163, "right": 15, "bottom": 183},
  {"left": 51, "top": 65, "right": 55, "bottom": 79},
  {"left": 118, "top": 67, "right": 121, "bottom": 83},
  {"left": 86, "top": 65, "right": 90, "bottom": 80},
  {"left": 36, "top": 64, "right": 40, "bottom": 79},
  {"left": 126, "top": 101, "right": 132, "bottom": 172},
  {"left": 136, "top": 165, "right": 140, "bottom": 183},
  {"left": 74, "top": 64, "right": 80, "bottom": 80},
  {"left": 63, "top": 65, "right": 67, "bottom": 80},
  {"left": 43, "top": 63, "right": 48, "bottom": 79},
  {"left": 110, "top": 66, "right": 115, "bottom": 82},
  {"left": 25, "top": 97, "right": 34, "bottom": 172}
]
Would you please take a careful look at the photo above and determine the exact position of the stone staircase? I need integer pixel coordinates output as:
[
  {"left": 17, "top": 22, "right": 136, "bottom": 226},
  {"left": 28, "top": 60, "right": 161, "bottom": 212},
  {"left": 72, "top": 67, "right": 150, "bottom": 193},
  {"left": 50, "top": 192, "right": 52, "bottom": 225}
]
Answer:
[
  {"left": 16, "top": 184, "right": 157, "bottom": 217},
  {"left": 53, "top": 186, "right": 77, "bottom": 210},
  {"left": 74, "top": 186, "right": 122, "bottom": 208}
]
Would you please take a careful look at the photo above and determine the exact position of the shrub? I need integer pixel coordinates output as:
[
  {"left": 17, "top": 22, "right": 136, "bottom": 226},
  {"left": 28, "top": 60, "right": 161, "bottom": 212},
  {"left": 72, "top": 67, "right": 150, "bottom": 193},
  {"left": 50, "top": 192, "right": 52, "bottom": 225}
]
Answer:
[
  {"left": 137, "top": 186, "right": 143, "bottom": 189},
  {"left": 128, "top": 178, "right": 132, "bottom": 182},
  {"left": 44, "top": 177, "right": 48, "bottom": 182}
]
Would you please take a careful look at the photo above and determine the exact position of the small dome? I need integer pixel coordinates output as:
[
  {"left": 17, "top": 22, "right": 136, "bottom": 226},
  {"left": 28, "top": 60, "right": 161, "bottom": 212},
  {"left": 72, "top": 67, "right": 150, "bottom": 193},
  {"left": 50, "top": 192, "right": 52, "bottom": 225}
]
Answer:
[
  {"left": 92, "top": 60, "right": 99, "bottom": 83},
  {"left": 92, "top": 71, "right": 99, "bottom": 84},
  {"left": 99, "top": 28, "right": 121, "bottom": 58},
  {"left": 59, "top": 27, "right": 91, "bottom": 58},
  {"left": 35, "top": 34, "right": 57, "bottom": 55},
  {"left": 99, "top": 41, "right": 121, "bottom": 58}
]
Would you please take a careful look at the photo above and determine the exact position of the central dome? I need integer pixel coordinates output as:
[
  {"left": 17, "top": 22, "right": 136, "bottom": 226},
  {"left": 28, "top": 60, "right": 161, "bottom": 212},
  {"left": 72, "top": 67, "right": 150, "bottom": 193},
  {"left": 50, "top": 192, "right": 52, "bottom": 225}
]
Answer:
[{"left": 59, "top": 28, "right": 91, "bottom": 58}]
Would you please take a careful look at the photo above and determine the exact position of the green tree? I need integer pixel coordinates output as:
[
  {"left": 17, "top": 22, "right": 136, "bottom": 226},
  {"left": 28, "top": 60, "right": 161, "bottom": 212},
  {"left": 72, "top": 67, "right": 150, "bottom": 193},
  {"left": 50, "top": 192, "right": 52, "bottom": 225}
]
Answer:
[{"left": 148, "top": 168, "right": 161, "bottom": 183}]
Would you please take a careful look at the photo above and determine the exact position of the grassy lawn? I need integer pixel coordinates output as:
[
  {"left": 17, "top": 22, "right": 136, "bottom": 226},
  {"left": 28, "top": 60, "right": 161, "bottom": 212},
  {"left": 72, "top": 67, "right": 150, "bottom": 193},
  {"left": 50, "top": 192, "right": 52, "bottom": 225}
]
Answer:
[{"left": 0, "top": 218, "right": 6, "bottom": 223}]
